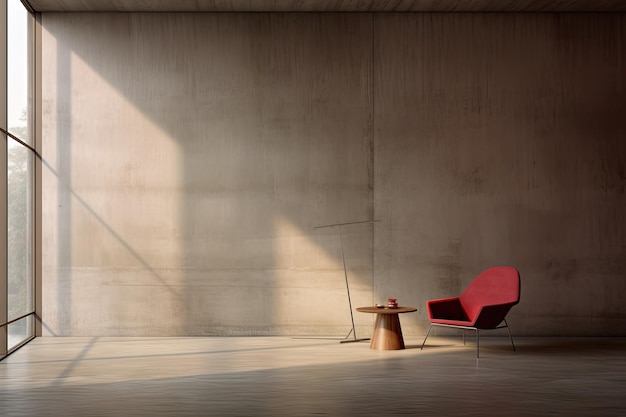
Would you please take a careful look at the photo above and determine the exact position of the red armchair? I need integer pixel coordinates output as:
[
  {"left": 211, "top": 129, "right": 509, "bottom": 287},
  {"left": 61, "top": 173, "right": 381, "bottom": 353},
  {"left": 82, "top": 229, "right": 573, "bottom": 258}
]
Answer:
[{"left": 420, "top": 266, "right": 520, "bottom": 358}]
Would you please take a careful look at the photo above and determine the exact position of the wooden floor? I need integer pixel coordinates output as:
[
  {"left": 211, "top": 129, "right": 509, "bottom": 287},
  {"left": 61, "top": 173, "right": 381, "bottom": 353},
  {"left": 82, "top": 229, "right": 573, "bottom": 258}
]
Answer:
[{"left": 1, "top": 336, "right": 625, "bottom": 416}]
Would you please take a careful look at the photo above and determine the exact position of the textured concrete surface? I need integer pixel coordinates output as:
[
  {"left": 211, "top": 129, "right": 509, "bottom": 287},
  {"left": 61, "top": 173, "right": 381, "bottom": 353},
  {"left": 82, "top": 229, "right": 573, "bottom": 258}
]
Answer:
[
  {"left": 373, "top": 13, "right": 626, "bottom": 336},
  {"left": 41, "top": 13, "right": 375, "bottom": 336},
  {"left": 41, "top": 13, "right": 626, "bottom": 336},
  {"left": 1, "top": 336, "right": 625, "bottom": 416}
]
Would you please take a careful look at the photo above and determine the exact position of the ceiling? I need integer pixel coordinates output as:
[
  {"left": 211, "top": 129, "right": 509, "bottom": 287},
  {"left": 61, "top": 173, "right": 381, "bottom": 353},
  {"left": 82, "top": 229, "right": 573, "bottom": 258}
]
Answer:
[{"left": 24, "top": 0, "right": 626, "bottom": 13}]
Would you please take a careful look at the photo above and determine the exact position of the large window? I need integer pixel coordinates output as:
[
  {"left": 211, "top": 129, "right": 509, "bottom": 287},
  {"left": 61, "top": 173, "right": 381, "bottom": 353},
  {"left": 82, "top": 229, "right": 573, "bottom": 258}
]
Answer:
[{"left": 1, "top": 0, "right": 37, "bottom": 359}]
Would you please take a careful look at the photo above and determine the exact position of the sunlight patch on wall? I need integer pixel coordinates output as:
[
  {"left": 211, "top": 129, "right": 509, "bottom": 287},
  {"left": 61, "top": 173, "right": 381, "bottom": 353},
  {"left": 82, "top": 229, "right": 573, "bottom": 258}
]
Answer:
[
  {"left": 41, "top": 37, "right": 186, "bottom": 334},
  {"left": 271, "top": 217, "right": 373, "bottom": 335},
  {"left": 64, "top": 50, "right": 184, "bottom": 268}
]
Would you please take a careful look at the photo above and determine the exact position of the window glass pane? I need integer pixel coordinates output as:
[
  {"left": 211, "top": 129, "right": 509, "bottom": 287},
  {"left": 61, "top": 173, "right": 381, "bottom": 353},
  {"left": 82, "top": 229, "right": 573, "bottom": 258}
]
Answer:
[
  {"left": 7, "top": 138, "right": 34, "bottom": 320},
  {"left": 7, "top": 0, "right": 33, "bottom": 144},
  {"left": 8, "top": 316, "right": 33, "bottom": 351}
]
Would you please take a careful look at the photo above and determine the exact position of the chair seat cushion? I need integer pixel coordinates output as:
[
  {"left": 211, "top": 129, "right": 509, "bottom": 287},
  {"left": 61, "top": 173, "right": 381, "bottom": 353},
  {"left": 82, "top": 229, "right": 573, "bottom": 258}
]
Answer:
[{"left": 430, "top": 318, "right": 475, "bottom": 327}]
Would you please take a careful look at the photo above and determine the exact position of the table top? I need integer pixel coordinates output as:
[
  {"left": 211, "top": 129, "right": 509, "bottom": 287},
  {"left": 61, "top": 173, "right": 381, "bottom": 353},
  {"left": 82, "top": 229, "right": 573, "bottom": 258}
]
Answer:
[{"left": 356, "top": 306, "right": 417, "bottom": 314}]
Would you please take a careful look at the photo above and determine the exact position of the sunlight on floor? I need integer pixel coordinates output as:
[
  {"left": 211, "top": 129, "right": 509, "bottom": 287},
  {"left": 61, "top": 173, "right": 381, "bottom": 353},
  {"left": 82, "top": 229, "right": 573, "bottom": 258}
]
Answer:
[{"left": 2, "top": 336, "right": 625, "bottom": 416}]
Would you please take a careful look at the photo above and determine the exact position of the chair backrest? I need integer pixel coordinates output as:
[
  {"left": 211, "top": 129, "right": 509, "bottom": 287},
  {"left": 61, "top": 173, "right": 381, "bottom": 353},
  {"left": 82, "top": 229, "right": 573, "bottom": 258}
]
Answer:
[{"left": 459, "top": 266, "right": 520, "bottom": 326}]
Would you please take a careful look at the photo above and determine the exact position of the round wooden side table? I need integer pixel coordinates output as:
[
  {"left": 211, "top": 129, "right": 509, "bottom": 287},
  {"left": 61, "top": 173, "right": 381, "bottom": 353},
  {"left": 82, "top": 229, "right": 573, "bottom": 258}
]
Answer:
[{"left": 356, "top": 306, "right": 417, "bottom": 350}]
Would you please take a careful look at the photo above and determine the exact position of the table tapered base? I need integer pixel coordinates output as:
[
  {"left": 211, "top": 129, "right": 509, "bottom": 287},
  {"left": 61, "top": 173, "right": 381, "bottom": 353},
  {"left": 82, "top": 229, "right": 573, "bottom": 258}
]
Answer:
[{"left": 371, "top": 313, "right": 405, "bottom": 350}]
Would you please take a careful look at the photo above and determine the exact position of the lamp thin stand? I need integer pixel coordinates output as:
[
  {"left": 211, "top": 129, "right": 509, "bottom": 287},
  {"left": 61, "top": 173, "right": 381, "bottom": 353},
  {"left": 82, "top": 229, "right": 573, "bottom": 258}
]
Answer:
[{"left": 314, "top": 220, "right": 379, "bottom": 344}]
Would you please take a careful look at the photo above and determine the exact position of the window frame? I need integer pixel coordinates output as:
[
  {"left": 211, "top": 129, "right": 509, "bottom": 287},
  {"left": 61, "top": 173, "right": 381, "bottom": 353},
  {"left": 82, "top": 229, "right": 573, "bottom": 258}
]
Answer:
[{"left": 0, "top": 0, "right": 41, "bottom": 361}]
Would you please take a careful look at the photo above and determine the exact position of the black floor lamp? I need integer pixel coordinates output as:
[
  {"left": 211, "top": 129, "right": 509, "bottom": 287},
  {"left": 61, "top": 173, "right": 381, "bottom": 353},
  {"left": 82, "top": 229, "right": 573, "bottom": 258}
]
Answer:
[{"left": 314, "top": 220, "right": 379, "bottom": 343}]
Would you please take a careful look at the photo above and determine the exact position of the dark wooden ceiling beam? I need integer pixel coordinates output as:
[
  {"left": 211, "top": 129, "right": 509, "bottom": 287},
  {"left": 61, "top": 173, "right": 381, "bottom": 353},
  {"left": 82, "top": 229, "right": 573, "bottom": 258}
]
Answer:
[{"left": 25, "top": 0, "right": 626, "bottom": 13}]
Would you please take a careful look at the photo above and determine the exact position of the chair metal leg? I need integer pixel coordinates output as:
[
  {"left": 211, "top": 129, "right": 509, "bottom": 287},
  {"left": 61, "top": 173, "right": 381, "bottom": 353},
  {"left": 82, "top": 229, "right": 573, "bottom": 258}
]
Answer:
[
  {"left": 422, "top": 322, "right": 514, "bottom": 358},
  {"left": 476, "top": 329, "right": 480, "bottom": 358},
  {"left": 504, "top": 319, "right": 516, "bottom": 352},
  {"left": 420, "top": 324, "right": 433, "bottom": 350}
]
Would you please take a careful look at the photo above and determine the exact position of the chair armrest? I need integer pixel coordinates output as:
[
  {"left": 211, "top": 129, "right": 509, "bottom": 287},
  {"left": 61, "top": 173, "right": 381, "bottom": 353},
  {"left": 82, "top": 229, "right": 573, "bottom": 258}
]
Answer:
[
  {"left": 473, "top": 302, "right": 517, "bottom": 329},
  {"left": 427, "top": 297, "right": 469, "bottom": 321}
]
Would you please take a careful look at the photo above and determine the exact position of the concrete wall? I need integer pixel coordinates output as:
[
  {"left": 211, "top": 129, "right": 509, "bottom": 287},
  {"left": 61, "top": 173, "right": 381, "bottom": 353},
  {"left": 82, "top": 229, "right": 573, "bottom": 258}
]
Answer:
[
  {"left": 42, "top": 13, "right": 375, "bottom": 336},
  {"left": 41, "top": 12, "right": 626, "bottom": 336},
  {"left": 374, "top": 13, "right": 626, "bottom": 336}
]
